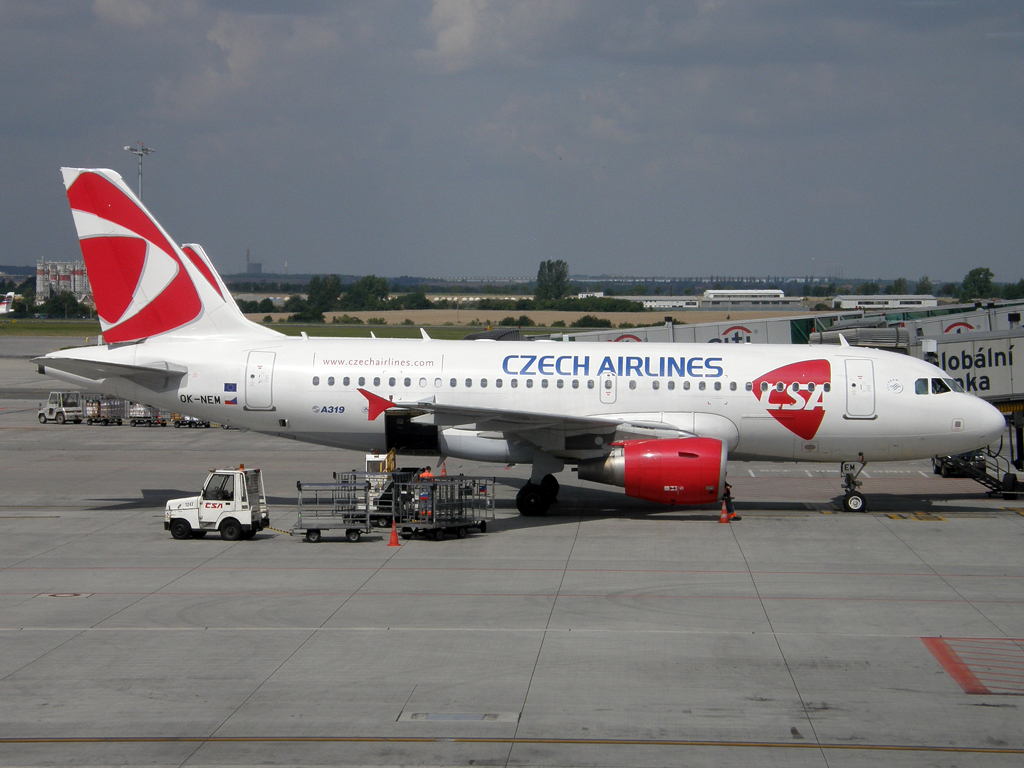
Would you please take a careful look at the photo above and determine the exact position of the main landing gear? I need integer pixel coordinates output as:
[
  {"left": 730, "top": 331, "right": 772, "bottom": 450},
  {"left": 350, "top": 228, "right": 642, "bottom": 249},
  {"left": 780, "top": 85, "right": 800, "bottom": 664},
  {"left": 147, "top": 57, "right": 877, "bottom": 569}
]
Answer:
[
  {"left": 841, "top": 455, "right": 867, "bottom": 513},
  {"left": 517, "top": 475, "right": 559, "bottom": 516}
]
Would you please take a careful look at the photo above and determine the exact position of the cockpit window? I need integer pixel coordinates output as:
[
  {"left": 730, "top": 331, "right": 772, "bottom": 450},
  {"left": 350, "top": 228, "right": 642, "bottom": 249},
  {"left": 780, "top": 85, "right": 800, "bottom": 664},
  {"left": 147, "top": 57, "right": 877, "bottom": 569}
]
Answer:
[
  {"left": 931, "top": 378, "right": 952, "bottom": 395},
  {"left": 945, "top": 378, "right": 964, "bottom": 393},
  {"left": 915, "top": 378, "right": 929, "bottom": 395}
]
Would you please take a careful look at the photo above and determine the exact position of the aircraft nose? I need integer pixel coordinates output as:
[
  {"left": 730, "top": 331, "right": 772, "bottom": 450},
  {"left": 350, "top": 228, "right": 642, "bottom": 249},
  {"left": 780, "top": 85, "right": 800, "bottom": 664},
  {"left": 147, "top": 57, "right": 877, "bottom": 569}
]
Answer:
[{"left": 975, "top": 400, "right": 1006, "bottom": 447}]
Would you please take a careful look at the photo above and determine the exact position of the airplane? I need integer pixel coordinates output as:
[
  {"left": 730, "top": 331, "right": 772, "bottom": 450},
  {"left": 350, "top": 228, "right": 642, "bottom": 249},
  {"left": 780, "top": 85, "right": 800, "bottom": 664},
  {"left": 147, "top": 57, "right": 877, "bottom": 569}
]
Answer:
[
  {"left": 35, "top": 168, "right": 1007, "bottom": 515},
  {"left": 0, "top": 292, "right": 15, "bottom": 314}
]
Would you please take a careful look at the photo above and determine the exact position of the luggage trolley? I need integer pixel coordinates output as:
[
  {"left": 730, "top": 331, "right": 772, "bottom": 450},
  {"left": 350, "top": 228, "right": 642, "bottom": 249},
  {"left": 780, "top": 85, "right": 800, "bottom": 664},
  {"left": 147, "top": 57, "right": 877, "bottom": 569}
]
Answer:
[
  {"left": 292, "top": 476, "right": 374, "bottom": 543},
  {"left": 393, "top": 475, "right": 496, "bottom": 541}
]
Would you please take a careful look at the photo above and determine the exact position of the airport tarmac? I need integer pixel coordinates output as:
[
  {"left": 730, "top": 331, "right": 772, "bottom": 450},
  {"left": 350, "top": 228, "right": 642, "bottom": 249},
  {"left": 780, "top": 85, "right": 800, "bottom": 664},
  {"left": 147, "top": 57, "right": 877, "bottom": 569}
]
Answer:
[{"left": 1, "top": 337, "right": 1023, "bottom": 767}]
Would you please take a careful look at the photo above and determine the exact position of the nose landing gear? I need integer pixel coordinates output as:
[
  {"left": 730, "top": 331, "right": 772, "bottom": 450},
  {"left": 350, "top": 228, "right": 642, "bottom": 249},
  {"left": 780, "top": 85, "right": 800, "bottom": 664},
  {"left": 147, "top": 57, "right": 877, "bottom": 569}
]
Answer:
[{"left": 842, "top": 454, "right": 867, "bottom": 513}]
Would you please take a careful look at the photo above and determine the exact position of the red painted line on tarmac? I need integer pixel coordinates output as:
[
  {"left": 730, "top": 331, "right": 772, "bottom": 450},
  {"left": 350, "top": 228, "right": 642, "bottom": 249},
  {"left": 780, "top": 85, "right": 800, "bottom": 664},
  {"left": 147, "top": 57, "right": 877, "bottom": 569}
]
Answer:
[{"left": 922, "top": 637, "right": 991, "bottom": 694}]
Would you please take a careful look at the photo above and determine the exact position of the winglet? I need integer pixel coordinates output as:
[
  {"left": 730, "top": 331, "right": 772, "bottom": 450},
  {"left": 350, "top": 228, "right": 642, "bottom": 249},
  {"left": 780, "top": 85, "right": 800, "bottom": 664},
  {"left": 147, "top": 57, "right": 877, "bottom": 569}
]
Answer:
[
  {"left": 838, "top": 333, "right": 850, "bottom": 347},
  {"left": 421, "top": 328, "right": 431, "bottom": 340},
  {"left": 358, "top": 388, "right": 396, "bottom": 421}
]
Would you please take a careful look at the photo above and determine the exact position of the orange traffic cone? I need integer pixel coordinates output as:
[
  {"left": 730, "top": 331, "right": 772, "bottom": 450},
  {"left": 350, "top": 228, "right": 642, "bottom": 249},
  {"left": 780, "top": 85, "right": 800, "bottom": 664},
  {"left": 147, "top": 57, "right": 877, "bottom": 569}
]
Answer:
[
  {"left": 441, "top": 462, "right": 447, "bottom": 477},
  {"left": 388, "top": 518, "right": 400, "bottom": 547},
  {"left": 719, "top": 502, "right": 731, "bottom": 524}
]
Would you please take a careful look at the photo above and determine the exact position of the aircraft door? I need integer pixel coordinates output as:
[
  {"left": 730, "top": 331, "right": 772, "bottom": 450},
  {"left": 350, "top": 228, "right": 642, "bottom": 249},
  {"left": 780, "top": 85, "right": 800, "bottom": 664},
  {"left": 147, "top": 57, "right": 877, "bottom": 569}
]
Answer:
[
  {"left": 600, "top": 373, "right": 617, "bottom": 404},
  {"left": 245, "top": 351, "right": 276, "bottom": 411},
  {"left": 844, "top": 359, "right": 876, "bottom": 419}
]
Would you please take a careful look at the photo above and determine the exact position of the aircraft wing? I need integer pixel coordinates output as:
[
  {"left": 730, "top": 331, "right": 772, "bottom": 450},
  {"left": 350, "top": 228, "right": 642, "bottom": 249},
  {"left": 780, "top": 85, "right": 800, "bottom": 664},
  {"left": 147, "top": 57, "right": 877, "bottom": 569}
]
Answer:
[
  {"left": 33, "top": 356, "right": 187, "bottom": 391},
  {"left": 358, "top": 388, "right": 696, "bottom": 455}
]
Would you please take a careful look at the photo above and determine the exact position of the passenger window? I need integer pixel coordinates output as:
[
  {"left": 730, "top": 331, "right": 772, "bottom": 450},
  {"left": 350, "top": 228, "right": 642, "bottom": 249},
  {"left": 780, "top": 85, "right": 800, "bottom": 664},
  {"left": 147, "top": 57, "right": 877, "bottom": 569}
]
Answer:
[
  {"left": 790, "top": 382, "right": 798, "bottom": 392},
  {"left": 389, "top": 377, "right": 396, "bottom": 387},
  {"left": 434, "top": 378, "right": 442, "bottom": 388},
  {"left": 604, "top": 379, "right": 613, "bottom": 390},
  {"left": 344, "top": 377, "right": 351, "bottom": 386},
  {"left": 511, "top": 379, "right": 518, "bottom": 388},
  {"left": 373, "top": 377, "right": 381, "bottom": 387},
  {"left": 450, "top": 378, "right": 457, "bottom": 387},
  {"left": 714, "top": 382, "right": 722, "bottom": 391},
  {"left": 730, "top": 381, "right": 737, "bottom": 391},
  {"left": 824, "top": 383, "right": 831, "bottom": 392},
  {"left": 358, "top": 377, "right": 365, "bottom": 387},
  {"left": 419, "top": 377, "right": 427, "bottom": 388},
  {"left": 480, "top": 378, "right": 488, "bottom": 388},
  {"left": 745, "top": 382, "right": 753, "bottom": 391},
  {"left": 556, "top": 380, "right": 564, "bottom": 389},
  {"left": 699, "top": 381, "right": 706, "bottom": 391},
  {"left": 760, "top": 382, "right": 769, "bottom": 392},
  {"left": 541, "top": 379, "right": 549, "bottom": 389},
  {"left": 312, "top": 376, "right": 320, "bottom": 386},
  {"left": 496, "top": 379, "right": 503, "bottom": 388},
  {"left": 932, "top": 378, "right": 951, "bottom": 394},
  {"left": 327, "top": 377, "right": 335, "bottom": 386},
  {"left": 668, "top": 381, "right": 675, "bottom": 390},
  {"left": 404, "top": 377, "right": 411, "bottom": 387},
  {"left": 683, "top": 381, "right": 690, "bottom": 390},
  {"left": 572, "top": 380, "right": 579, "bottom": 389},
  {"left": 526, "top": 379, "right": 534, "bottom": 388},
  {"left": 807, "top": 382, "right": 815, "bottom": 392},
  {"left": 587, "top": 380, "right": 595, "bottom": 389},
  {"left": 776, "top": 382, "right": 785, "bottom": 392},
  {"left": 915, "top": 378, "right": 928, "bottom": 395},
  {"left": 465, "top": 378, "right": 472, "bottom": 388},
  {"left": 652, "top": 380, "right": 660, "bottom": 390}
]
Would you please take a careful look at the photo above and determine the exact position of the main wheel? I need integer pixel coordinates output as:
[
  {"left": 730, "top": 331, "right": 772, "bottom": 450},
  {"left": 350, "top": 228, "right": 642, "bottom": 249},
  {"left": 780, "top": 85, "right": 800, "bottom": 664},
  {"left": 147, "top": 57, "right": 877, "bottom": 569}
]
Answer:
[
  {"left": 517, "top": 484, "right": 550, "bottom": 516},
  {"left": 540, "top": 474, "right": 560, "bottom": 500},
  {"left": 38, "top": 413, "right": 47, "bottom": 424},
  {"left": 55, "top": 412, "right": 65, "bottom": 425},
  {"left": 220, "top": 519, "right": 242, "bottom": 541},
  {"left": 346, "top": 529, "right": 361, "bottom": 542},
  {"left": 305, "top": 529, "right": 322, "bottom": 543},
  {"left": 169, "top": 519, "right": 191, "bottom": 540},
  {"left": 843, "top": 492, "right": 867, "bottom": 513}
]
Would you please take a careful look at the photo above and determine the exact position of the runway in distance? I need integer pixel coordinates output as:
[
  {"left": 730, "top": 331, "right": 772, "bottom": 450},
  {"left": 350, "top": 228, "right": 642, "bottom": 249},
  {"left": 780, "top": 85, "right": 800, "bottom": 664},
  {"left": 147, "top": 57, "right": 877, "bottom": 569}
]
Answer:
[{"left": 37, "top": 168, "right": 1007, "bottom": 514}]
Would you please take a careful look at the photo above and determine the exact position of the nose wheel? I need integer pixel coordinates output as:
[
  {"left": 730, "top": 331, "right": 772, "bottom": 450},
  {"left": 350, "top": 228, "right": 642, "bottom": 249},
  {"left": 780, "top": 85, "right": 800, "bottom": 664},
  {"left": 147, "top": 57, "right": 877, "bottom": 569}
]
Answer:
[{"left": 841, "top": 455, "right": 868, "bottom": 513}]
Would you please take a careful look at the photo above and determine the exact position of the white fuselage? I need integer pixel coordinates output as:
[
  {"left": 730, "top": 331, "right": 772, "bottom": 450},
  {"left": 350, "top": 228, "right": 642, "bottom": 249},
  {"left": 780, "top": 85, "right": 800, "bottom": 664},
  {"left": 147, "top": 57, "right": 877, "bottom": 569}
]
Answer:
[{"left": 43, "top": 336, "right": 1005, "bottom": 464}]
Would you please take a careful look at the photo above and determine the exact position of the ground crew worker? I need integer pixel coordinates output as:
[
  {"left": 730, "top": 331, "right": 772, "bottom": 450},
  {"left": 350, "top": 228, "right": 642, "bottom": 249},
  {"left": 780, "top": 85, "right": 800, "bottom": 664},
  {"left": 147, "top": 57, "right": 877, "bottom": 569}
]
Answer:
[
  {"left": 419, "top": 467, "right": 434, "bottom": 481},
  {"left": 723, "top": 482, "right": 740, "bottom": 521}
]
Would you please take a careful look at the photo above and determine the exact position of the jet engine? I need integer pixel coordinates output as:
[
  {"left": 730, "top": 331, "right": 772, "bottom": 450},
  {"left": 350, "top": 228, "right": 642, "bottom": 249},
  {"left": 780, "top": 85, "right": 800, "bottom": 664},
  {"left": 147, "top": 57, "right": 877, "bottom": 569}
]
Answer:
[{"left": 577, "top": 437, "right": 727, "bottom": 505}]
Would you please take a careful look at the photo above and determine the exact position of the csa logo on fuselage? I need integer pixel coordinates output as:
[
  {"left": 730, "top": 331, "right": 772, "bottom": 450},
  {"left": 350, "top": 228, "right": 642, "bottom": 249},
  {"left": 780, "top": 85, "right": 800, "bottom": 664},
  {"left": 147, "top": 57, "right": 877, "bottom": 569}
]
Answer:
[{"left": 752, "top": 360, "right": 831, "bottom": 440}]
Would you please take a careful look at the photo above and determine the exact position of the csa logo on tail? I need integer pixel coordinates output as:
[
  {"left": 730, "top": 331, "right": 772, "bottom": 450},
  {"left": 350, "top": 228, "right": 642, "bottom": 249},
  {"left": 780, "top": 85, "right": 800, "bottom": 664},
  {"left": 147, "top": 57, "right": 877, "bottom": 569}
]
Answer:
[
  {"left": 752, "top": 360, "right": 831, "bottom": 440},
  {"left": 63, "top": 169, "right": 202, "bottom": 343}
]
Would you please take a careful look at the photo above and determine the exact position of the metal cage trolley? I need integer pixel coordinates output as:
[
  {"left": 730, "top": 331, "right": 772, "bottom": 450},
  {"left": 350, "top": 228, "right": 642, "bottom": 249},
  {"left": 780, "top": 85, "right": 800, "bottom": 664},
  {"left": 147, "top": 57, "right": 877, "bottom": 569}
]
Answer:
[
  {"left": 393, "top": 475, "right": 496, "bottom": 541},
  {"left": 292, "top": 475, "right": 377, "bottom": 543}
]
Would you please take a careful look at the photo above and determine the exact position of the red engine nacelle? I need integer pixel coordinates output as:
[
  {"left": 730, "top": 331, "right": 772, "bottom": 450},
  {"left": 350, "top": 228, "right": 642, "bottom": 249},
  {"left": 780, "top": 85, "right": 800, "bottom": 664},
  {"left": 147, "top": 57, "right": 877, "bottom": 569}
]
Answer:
[{"left": 577, "top": 437, "right": 727, "bottom": 505}]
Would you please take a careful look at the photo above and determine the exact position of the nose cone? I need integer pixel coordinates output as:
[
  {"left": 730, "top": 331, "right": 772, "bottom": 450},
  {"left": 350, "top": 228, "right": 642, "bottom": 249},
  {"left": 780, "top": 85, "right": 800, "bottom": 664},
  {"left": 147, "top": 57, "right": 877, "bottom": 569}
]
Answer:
[{"left": 974, "top": 399, "right": 1006, "bottom": 448}]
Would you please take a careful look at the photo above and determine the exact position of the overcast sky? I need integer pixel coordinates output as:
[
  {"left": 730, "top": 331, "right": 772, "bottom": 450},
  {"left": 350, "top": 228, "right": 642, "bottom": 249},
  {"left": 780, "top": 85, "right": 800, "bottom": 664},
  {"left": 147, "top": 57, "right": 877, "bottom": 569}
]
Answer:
[{"left": 2, "top": 1, "right": 1023, "bottom": 283}]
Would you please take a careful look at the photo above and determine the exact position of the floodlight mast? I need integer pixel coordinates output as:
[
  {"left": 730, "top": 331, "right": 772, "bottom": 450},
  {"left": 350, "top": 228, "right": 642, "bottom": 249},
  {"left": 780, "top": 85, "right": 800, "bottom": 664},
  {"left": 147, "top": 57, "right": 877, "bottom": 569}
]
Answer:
[{"left": 123, "top": 141, "right": 155, "bottom": 200}]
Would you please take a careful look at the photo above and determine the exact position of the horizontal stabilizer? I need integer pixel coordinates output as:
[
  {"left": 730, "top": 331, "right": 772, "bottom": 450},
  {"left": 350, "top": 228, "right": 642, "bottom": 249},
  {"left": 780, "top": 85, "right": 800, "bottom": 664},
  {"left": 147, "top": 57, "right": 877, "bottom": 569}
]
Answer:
[{"left": 33, "top": 356, "right": 187, "bottom": 391}]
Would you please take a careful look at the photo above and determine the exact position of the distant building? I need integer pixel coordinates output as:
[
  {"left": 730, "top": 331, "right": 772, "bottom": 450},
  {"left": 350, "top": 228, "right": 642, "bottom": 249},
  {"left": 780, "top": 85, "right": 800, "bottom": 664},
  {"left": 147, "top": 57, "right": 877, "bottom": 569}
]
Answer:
[
  {"left": 245, "top": 249, "right": 262, "bottom": 275},
  {"left": 833, "top": 295, "right": 938, "bottom": 310},
  {"left": 35, "top": 261, "right": 91, "bottom": 304},
  {"left": 701, "top": 289, "right": 803, "bottom": 308},
  {"left": 577, "top": 292, "right": 605, "bottom": 299}
]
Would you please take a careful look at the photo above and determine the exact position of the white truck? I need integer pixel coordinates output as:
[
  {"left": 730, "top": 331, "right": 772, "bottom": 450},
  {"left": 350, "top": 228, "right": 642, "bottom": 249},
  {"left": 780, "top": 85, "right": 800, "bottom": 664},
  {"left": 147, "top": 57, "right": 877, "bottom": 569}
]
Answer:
[
  {"left": 165, "top": 466, "right": 270, "bottom": 541},
  {"left": 38, "top": 391, "right": 86, "bottom": 424}
]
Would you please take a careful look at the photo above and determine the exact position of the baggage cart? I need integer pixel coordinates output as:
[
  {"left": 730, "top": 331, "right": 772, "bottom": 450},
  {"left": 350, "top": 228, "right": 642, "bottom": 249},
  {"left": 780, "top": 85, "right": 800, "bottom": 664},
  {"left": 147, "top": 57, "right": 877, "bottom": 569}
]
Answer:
[
  {"left": 292, "top": 478, "right": 374, "bottom": 543},
  {"left": 85, "top": 396, "right": 127, "bottom": 425},
  {"left": 129, "top": 402, "right": 170, "bottom": 427},
  {"left": 392, "top": 476, "right": 495, "bottom": 541}
]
